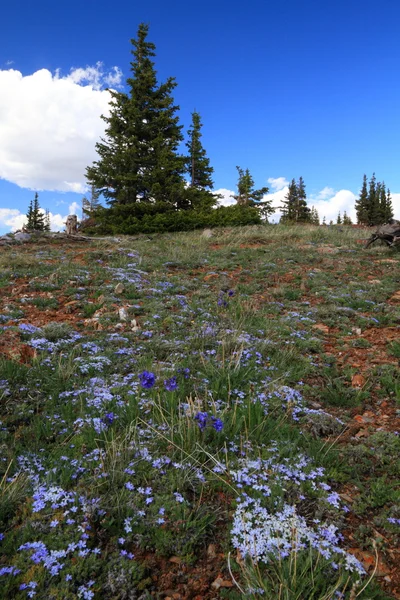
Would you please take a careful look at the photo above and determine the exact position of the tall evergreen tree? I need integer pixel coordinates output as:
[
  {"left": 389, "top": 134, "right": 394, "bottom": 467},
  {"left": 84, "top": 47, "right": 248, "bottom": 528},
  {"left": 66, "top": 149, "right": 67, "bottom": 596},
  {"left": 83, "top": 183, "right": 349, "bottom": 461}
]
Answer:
[
  {"left": 296, "top": 176, "right": 311, "bottom": 222},
  {"left": 336, "top": 212, "right": 342, "bottom": 225},
  {"left": 186, "top": 111, "right": 214, "bottom": 189},
  {"left": 355, "top": 174, "right": 394, "bottom": 226},
  {"left": 25, "top": 198, "right": 34, "bottom": 230},
  {"left": 184, "top": 111, "right": 218, "bottom": 211},
  {"left": 82, "top": 184, "right": 101, "bottom": 216},
  {"left": 384, "top": 189, "right": 394, "bottom": 223},
  {"left": 342, "top": 211, "right": 352, "bottom": 225},
  {"left": 231, "top": 167, "right": 272, "bottom": 218},
  {"left": 25, "top": 193, "right": 45, "bottom": 231},
  {"left": 86, "top": 23, "right": 185, "bottom": 208},
  {"left": 44, "top": 209, "right": 51, "bottom": 232},
  {"left": 280, "top": 178, "right": 298, "bottom": 222},
  {"left": 355, "top": 174, "right": 369, "bottom": 225},
  {"left": 310, "top": 206, "right": 320, "bottom": 225},
  {"left": 280, "top": 177, "right": 310, "bottom": 223}
]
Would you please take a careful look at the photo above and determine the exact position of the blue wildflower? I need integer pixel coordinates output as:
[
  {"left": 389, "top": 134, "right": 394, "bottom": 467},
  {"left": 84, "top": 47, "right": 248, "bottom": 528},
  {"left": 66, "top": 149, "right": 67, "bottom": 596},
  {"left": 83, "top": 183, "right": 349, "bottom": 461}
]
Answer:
[
  {"left": 164, "top": 377, "right": 178, "bottom": 392},
  {"left": 212, "top": 417, "right": 224, "bottom": 432},
  {"left": 139, "top": 371, "right": 156, "bottom": 389},
  {"left": 194, "top": 412, "right": 209, "bottom": 431}
]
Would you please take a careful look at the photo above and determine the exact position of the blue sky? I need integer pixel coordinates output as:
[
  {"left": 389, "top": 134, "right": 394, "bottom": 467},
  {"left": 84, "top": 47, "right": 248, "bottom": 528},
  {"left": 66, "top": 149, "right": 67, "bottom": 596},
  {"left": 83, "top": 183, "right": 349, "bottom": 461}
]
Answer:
[{"left": 1, "top": 0, "right": 399, "bottom": 233}]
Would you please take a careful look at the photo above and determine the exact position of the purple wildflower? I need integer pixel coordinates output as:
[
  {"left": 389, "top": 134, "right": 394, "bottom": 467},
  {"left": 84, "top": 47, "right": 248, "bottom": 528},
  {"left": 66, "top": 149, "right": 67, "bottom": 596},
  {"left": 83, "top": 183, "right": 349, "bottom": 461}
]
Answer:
[
  {"left": 164, "top": 376, "right": 178, "bottom": 392},
  {"left": 139, "top": 371, "right": 156, "bottom": 389},
  {"left": 194, "top": 411, "right": 209, "bottom": 431},
  {"left": 212, "top": 417, "right": 224, "bottom": 432}
]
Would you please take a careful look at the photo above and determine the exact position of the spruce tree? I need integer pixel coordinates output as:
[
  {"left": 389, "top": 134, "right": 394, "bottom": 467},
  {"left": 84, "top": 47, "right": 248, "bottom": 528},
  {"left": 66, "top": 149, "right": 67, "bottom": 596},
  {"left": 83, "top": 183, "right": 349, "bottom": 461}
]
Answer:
[
  {"left": 185, "top": 111, "right": 217, "bottom": 211},
  {"left": 367, "top": 173, "right": 377, "bottom": 225},
  {"left": 342, "top": 211, "right": 352, "bottom": 225},
  {"left": 355, "top": 174, "right": 369, "bottom": 225},
  {"left": 86, "top": 23, "right": 185, "bottom": 208},
  {"left": 337, "top": 212, "right": 342, "bottom": 225},
  {"left": 26, "top": 193, "right": 45, "bottom": 231},
  {"left": 310, "top": 206, "right": 320, "bottom": 225},
  {"left": 82, "top": 184, "right": 101, "bottom": 216},
  {"left": 280, "top": 177, "right": 310, "bottom": 223},
  {"left": 44, "top": 209, "right": 51, "bottom": 232},
  {"left": 231, "top": 167, "right": 272, "bottom": 218},
  {"left": 296, "top": 176, "right": 311, "bottom": 222},
  {"left": 384, "top": 189, "right": 394, "bottom": 222},
  {"left": 25, "top": 198, "right": 34, "bottom": 230},
  {"left": 186, "top": 111, "right": 214, "bottom": 189},
  {"left": 280, "top": 178, "right": 297, "bottom": 223}
]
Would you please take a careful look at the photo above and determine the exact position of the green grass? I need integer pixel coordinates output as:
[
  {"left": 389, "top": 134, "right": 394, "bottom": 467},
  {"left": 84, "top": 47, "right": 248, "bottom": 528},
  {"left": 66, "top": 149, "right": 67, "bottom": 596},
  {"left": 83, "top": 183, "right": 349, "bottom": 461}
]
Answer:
[{"left": 0, "top": 225, "right": 399, "bottom": 599}]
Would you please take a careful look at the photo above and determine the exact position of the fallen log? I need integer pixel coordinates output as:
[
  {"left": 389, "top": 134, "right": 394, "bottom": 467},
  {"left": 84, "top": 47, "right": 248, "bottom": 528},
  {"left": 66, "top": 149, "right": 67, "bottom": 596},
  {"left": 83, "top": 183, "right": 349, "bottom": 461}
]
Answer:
[{"left": 364, "top": 221, "right": 400, "bottom": 248}]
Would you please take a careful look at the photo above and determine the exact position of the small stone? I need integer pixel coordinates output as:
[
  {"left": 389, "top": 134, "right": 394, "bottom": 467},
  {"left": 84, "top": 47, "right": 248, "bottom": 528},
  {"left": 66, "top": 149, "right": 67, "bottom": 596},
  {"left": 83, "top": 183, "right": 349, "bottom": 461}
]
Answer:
[
  {"left": 207, "top": 543, "right": 216, "bottom": 559},
  {"left": 114, "top": 283, "right": 125, "bottom": 294},
  {"left": 119, "top": 307, "right": 129, "bottom": 321},
  {"left": 211, "top": 578, "right": 223, "bottom": 591},
  {"left": 351, "top": 374, "right": 365, "bottom": 388},
  {"left": 131, "top": 318, "right": 140, "bottom": 331},
  {"left": 202, "top": 228, "right": 214, "bottom": 238},
  {"left": 169, "top": 556, "right": 181, "bottom": 564},
  {"left": 351, "top": 327, "right": 362, "bottom": 336}
]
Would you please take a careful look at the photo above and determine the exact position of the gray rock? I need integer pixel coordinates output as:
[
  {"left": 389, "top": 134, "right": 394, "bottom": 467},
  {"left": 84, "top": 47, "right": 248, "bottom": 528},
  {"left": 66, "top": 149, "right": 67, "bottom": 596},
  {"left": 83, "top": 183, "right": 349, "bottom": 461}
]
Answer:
[{"left": 14, "top": 232, "right": 32, "bottom": 242}]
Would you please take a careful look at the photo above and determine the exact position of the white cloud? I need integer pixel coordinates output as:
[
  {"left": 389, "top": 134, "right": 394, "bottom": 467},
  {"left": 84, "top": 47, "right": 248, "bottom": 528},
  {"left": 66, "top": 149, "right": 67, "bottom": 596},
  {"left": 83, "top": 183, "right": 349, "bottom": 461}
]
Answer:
[
  {"left": 0, "top": 208, "right": 25, "bottom": 231},
  {"left": 311, "top": 189, "right": 358, "bottom": 223},
  {"left": 315, "top": 186, "right": 335, "bottom": 200},
  {"left": 0, "top": 64, "right": 121, "bottom": 192},
  {"left": 63, "top": 62, "right": 123, "bottom": 91},
  {"left": 267, "top": 177, "right": 289, "bottom": 192},
  {"left": 68, "top": 201, "right": 82, "bottom": 216},
  {"left": 214, "top": 188, "right": 236, "bottom": 207}
]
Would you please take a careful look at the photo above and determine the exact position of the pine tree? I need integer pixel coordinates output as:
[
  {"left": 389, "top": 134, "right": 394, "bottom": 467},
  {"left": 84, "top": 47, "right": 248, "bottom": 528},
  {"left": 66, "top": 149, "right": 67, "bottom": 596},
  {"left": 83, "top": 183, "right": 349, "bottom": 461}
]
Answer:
[
  {"left": 384, "top": 189, "right": 394, "bottom": 222},
  {"left": 185, "top": 111, "right": 217, "bottom": 211},
  {"left": 342, "top": 211, "right": 352, "bottom": 225},
  {"left": 322, "top": 216, "right": 326, "bottom": 225},
  {"left": 25, "top": 198, "right": 34, "bottom": 230},
  {"left": 355, "top": 174, "right": 395, "bottom": 226},
  {"left": 26, "top": 193, "right": 45, "bottom": 231},
  {"left": 355, "top": 174, "right": 369, "bottom": 225},
  {"left": 231, "top": 167, "right": 272, "bottom": 218},
  {"left": 82, "top": 184, "right": 101, "bottom": 216},
  {"left": 280, "top": 178, "right": 297, "bottom": 223},
  {"left": 186, "top": 111, "right": 214, "bottom": 189},
  {"left": 296, "top": 176, "right": 311, "bottom": 222},
  {"left": 336, "top": 212, "right": 342, "bottom": 225},
  {"left": 86, "top": 23, "right": 185, "bottom": 208},
  {"left": 310, "top": 206, "right": 320, "bottom": 225},
  {"left": 367, "top": 173, "right": 377, "bottom": 225},
  {"left": 280, "top": 177, "right": 310, "bottom": 223},
  {"left": 44, "top": 209, "right": 51, "bottom": 232}
]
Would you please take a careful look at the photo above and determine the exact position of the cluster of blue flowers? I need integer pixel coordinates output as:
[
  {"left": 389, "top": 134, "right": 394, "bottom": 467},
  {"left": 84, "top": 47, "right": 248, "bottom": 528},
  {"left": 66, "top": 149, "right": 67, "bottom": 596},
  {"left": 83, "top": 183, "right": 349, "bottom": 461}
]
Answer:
[{"left": 194, "top": 411, "right": 224, "bottom": 432}]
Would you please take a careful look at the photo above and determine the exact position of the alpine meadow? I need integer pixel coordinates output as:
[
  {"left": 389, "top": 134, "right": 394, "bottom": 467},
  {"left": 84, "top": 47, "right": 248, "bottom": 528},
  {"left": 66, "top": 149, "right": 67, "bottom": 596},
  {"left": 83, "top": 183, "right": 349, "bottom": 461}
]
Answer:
[{"left": 1, "top": 15, "right": 400, "bottom": 600}]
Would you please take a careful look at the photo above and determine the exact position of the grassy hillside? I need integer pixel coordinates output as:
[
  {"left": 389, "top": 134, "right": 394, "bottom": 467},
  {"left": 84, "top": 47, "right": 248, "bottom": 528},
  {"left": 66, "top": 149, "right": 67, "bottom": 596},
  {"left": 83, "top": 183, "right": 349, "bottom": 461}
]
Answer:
[{"left": 0, "top": 224, "right": 399, "bottom": 599}]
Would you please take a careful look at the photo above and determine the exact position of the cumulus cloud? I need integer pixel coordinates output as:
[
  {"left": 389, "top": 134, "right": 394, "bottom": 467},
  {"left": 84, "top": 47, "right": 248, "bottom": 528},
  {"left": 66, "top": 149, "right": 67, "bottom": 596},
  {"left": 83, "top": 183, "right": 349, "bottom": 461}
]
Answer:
[
  {"left": 0, "top": 64, "right": 120, "bottom": 192},
  {"left": 311, "top": 189, "right": 358, "bottom": 223},
  {"left": 267, "top": 177, "right": 289, "bottom": 192},
  {"left": 214, "top": 188, "right": 237, "bottom": 207},
  {"left": 315, "top": 186, "right": 335, "bottom": 200}
]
